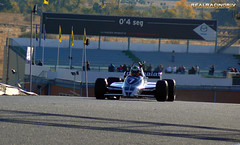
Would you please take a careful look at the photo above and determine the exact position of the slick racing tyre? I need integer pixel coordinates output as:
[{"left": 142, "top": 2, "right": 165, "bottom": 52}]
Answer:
[
  {"left": 155, "top": 80, "right": 168, "bottom": 102},
  {"left": 107, "top": 77, "right": 122, "bottom": 86},
  {"left": 164, "top": 79, "right": 176, "bottom": 102},
  {"left": 95, "top": 78, "right": 108, "bottom": 99}
]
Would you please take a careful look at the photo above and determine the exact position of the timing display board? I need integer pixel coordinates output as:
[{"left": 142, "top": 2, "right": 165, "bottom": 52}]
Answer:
[{"left": 42, "top": 12, "right": 217, "bottom": 40}]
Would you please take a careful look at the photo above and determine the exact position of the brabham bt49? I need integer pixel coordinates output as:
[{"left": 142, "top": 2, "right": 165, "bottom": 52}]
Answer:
[{"left": 94, "top": 62, "right": 176, "bottom": 102}]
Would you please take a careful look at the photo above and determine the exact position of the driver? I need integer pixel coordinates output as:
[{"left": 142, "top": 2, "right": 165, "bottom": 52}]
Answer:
[{"left": 130, "top": 65, "right": 141, "bottom": 76}]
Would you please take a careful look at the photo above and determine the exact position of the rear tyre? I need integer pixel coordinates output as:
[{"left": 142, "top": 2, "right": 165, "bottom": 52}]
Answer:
[
  {"left": 164, "top": 79, "right": 176, "bottom": 102},
  {"left": 95, "top": 78, "right": 108, "bottom": 99},
  {"left": 155, "top": 80, "right": 168, "bottom": 102}
]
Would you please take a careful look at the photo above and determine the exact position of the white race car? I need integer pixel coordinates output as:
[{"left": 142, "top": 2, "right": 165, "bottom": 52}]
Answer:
[{"left": 94, "top": 63, "right": 176, "bottom": 102}]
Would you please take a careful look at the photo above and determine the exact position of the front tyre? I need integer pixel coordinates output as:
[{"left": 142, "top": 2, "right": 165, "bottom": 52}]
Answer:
[
  {"left": 155, "top": 80, "right": 168, "bottom": 102},
  {"left": 95, "top": 78, "right": 108, "bottom": 99},
  {"left": 164, "top": 79, "right": 176, "bottom": 102}
]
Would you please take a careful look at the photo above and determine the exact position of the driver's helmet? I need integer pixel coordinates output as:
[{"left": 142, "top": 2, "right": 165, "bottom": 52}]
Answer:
[{"left": 130, "top": 65, "right": 141, "bottom": 76}]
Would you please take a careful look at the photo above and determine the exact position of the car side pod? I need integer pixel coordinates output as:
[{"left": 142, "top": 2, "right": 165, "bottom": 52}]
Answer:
[
  {"left": 107, "top": 77, "right": 122, "bottom": 86},
  {"left": 155, "top": 80, "right": 168, "bottom": 102},
  {"left": 95, "top": 78, "right": 108, "bottom": 99},
  {"left": 106, "top": 77, "right": 122, "bottom": 100}
]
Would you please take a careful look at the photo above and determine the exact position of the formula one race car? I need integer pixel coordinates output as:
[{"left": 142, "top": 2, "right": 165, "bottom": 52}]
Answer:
[{"left": 94, "top": 62, "right": 176, "bottom": 102}]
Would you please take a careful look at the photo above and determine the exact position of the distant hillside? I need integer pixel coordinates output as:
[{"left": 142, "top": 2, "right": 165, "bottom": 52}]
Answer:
[{"left": 0, "top": 12, "right": 40, "bottom": 79}]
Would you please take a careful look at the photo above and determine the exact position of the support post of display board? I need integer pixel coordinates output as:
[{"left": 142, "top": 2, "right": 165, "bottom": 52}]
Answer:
[
  {"left": 98, "top": 36, "right": 101, "bottom": 50},
  {"left": 187, "top": 40, "right": 189, "bottom": 53},
  {"left": 34, "top": 25, "right": 37, "bottom": 65},
  {"left": 69, "top": 34, "right": 72, "bottom": 69},
  {"left": 215, "top": 36, "right": 218, "bottom": 53},
  {"left": 214, "top": 22, "right": 218, "bottom": 53},
  {"left": 29, "top": 4, "right": 38, "bottom": 92},
  {"left": 39, "top": 6, "right": 43, "bottom": 61},
  {"left": 84, "top": 28, "right": 88, "bottom": 97},
  {"left": 80, "top": 43, "right": 84, "bottom": 97},
  {"left": 158, "top": 38, "right": 161, "bottom": 52},
  {"left": 39, "top": 14, "right": 42, "bottom": 52},
  {"left": 128, "top": 37, "right": 130, "bottom": 51}
]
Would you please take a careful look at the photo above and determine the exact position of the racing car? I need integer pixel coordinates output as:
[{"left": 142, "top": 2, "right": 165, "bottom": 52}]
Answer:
[{"left": 94, "top": 62, "right": 176, "bottom": 102}]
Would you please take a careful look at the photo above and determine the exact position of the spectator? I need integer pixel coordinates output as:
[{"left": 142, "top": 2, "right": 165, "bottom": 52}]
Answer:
[
  {"left": 154, "top": 65, "right": 160, "bottom": 72},
  {"left": 147, "top": 64, "right": 153, "bottom": 72},
  {"left": 230, "top": 67, "right": 235, "bottom": 72},
  {"left": 188, "top": 66, "right": 196, "bottom": 74},
  {"left": 234, "top": 68, "right": 239, "bottom": 72},
  {"left": 182, "top": 65, "right": 186, "bottom": 74},
  {"left": 222, "top": 70, "right": 227, "bottom": 77},
  {"left": 177, "top": 65, "right": 186, "bottom": 74},
  {"left": 123, "top": 64, "right": 127, "bottom": 72},
  {"left": 172, "top": 65, "right": 177, "bottom": 73},
  {"left": 159, "top": 64, "right": 164, "bottom": 72},
  {"left": 83, "top": 60, "right": 90, "bottom": 71},
  {"left": 230, "top": 67, "right": 239, "bottom": 72},
  {"left": 117, "top": 65, "right": 123, "bottom": 72},
  {"left": 177, "top": 66, "right": 181, "bottom": 74},
  {"left": 166, "top": 65, "right": 172, "bottom": 73},
  {"left": 154, "top": 64, "right": 165, "bottom": 72},
  {"left": 196, "top": 65, "right": 200, "bottom": 74},
  {"left": 127, "top": 65, "right": 131, "bottom": 72},
  {"left": 108, "top": 63, "right": 115, "bottom": 72},
  {"left": 209, "top": 65, "right": 215, "bottom": 75},
  {"left": 37, "top": 60, "right": 42, "bottom": 66},
  {"left": 87, "top": 61, "right": 90, "bottom": 71},
  {"left": 142, "top": 61, "right": 147, "bottom": 71}
]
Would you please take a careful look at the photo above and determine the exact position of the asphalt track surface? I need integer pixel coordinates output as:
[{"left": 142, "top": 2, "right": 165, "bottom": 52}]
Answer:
[{"left": 0, "top": 95, "right": 239, "bottom": 145}]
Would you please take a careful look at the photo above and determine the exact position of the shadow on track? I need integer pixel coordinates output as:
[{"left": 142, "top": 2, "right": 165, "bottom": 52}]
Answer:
[{"left": 0, "top": 109, "right": 239, "bottom": 143}]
